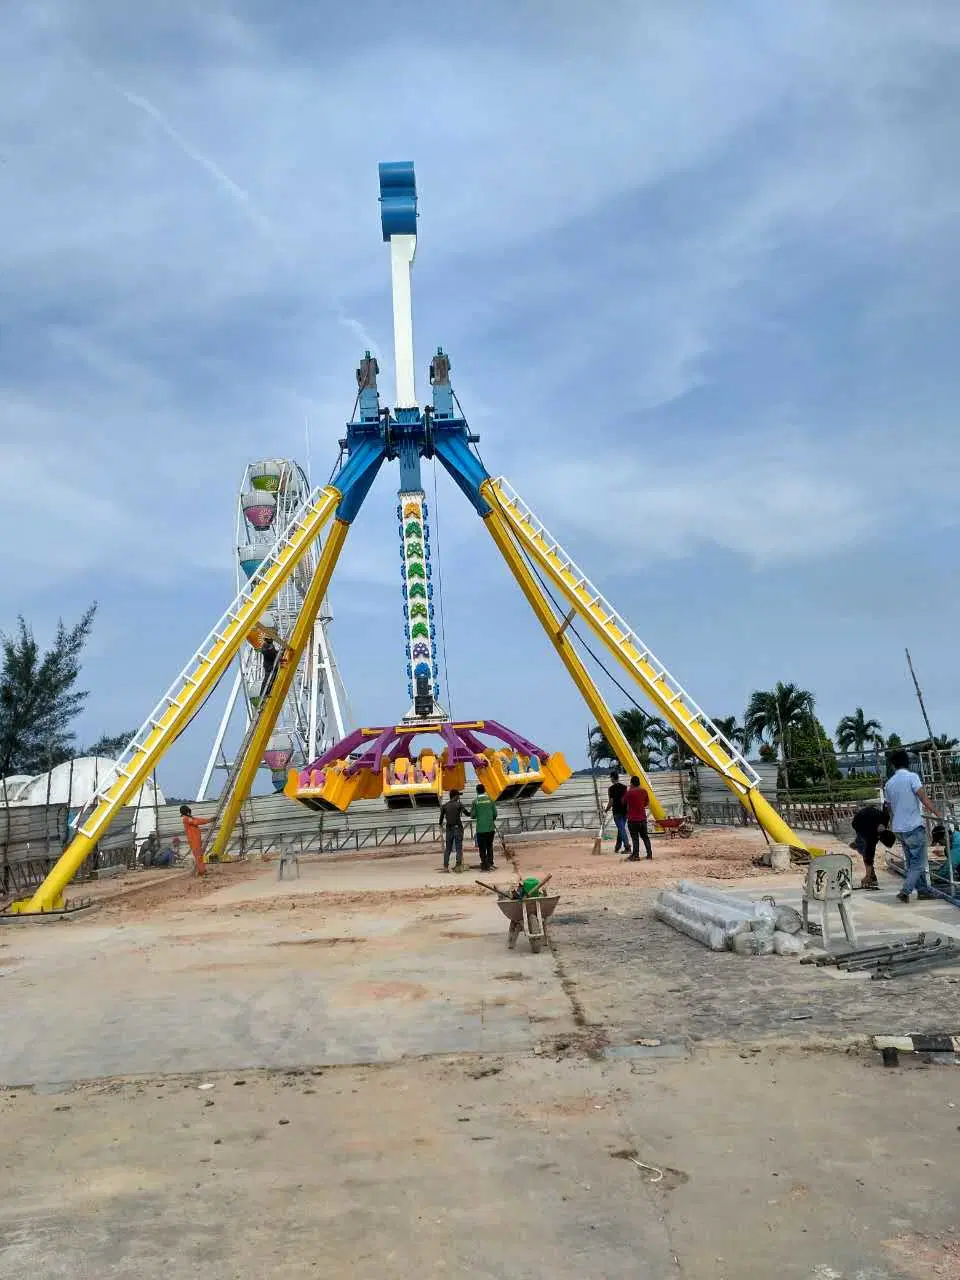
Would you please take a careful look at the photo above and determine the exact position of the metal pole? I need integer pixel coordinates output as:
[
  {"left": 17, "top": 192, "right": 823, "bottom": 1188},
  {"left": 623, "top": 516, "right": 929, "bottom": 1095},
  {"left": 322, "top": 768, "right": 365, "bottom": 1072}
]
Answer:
[
  {"left": 905, "top": 649, "right": 954, "bottom": 879},
  {"left": 905, "top": 648, "right": 938, "bottom": 746},
  {"left": 307, "top": 627, "right": 320, "bottom": 760},
  {"left": 197, "top": 665, "right": 245, "bottom": 800},
  {"left": 316, "top": 619, "right": 346, "bottom": 742}
]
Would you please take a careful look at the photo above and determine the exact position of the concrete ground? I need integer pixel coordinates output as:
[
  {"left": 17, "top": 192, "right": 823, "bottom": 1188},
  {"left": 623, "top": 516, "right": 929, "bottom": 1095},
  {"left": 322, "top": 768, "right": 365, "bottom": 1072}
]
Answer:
[{"left": 2, "top": 832, "right": 959, "bottom": 1278}]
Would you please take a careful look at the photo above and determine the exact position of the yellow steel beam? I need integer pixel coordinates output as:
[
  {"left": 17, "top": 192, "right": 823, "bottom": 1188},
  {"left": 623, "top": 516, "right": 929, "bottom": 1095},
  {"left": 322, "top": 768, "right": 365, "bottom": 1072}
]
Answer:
[
  {"left": 482, "top": 478, "right": 806, "bottom": 850},
  {"left": 11, "top": 486, "right": 342, "bottom": 913},
  {"left": 209, "top": 518, "right": 351, "bottom": 859},
  {"left": 482, "top": 504, "right": 666, "bottom": 820}
]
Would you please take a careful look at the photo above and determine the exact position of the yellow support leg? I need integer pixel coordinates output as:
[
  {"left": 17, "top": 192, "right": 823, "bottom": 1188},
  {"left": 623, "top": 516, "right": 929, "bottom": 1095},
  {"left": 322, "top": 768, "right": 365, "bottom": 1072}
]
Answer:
[
  {"left": 482, "top": 506, "right": 666, "bottom": 821},
  {"left": 10, "top": 486, "right": 343, "bottom": 913},
  {"left": 209, "top": 518, "right": 351, "bottom": 859},
  {"left": 482, "top": 477, "right": 807, "bottom": 850}
]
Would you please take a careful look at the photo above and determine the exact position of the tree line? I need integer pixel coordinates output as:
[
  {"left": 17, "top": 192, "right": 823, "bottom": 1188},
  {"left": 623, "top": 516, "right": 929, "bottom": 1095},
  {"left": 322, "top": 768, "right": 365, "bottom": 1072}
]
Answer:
[
  {"left": 0, "top": 606, "right": 134, "bottom": 777},
  {"left": 590, "top": 681, "right": 958, "bottom": 796}
]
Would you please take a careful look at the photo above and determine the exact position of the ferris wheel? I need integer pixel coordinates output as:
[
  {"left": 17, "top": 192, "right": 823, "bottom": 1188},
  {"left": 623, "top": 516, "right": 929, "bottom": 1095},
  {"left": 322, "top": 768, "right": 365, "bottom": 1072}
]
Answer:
[{"left": 196, "top": 458, "right": 349, "bottom": 799}]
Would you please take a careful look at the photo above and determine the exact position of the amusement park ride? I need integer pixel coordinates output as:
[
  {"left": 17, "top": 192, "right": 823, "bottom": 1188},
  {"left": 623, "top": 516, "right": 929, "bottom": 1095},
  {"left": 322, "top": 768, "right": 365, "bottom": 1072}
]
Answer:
[
  {"left": 9, "top": 161, "right": 807, "bottom": 914},
  {"left": 196, "top": 458, "right": 348, "bottom": 801}
]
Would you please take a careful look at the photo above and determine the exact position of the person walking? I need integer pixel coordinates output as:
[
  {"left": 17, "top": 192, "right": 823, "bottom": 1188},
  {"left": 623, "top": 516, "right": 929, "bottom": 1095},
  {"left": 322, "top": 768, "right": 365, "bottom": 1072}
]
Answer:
[
  {"left": 624, "top": 775, "right": 654, "bottom": 861},
  {"left": 180, "top": 804, "right": 212, "bottom": 877},
  {"left": 605, "top": 769, "right": 629, "bottom": 855},
  {"left": 439, "top": 789, "right": 467, "bottom": 873},
  {"left": 883, "top": 749, "right": 941, "bottom": 902},
  {"left": 471, "top": 783, "right": 498, "bottom": 872},
  {"left": 849, "top": 801, "right": 893, "bottom": 889}
]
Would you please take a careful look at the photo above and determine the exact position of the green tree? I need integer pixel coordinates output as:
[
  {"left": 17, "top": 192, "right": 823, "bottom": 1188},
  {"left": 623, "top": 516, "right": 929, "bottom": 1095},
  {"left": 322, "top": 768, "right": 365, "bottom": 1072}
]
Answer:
[
  {"left": 712, "top": 715, "right": 746, "bottom": 751},
  {"left": 744, "top": 682, "right": 814, "bottom": 758},
  {"left": 84, "top": 731, "right": 137, "bottom": 759},
  {"left": 835, "top": 707, "right": 883, "bottom": 753},
  {"left": 0, "top": 606, "right": 97, "bottom": 775},
  {"left": 784, "top": 714, "right": 840, "bottom": 791},
  {"left": 650, "top": 720, "right": 684, "bottom": 769},
  {"left": 589, "top": 708, "right": 664, "bottom": 770}
]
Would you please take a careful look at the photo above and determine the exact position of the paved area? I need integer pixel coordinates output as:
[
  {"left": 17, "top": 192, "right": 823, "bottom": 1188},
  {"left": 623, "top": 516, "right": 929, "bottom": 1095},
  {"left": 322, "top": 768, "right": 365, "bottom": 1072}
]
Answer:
[
  {"left": 552, "top": 890, "right": 960, "bottom": 1047},
  {"left": 2, "top": 1049, "right": 959, "bottom": 1279},
  {"left": 0, "top": 894, "right": 572, "bottom": 1085},
  {"left": 2, "top": 838, "right": 960, "bottom": 1277}
]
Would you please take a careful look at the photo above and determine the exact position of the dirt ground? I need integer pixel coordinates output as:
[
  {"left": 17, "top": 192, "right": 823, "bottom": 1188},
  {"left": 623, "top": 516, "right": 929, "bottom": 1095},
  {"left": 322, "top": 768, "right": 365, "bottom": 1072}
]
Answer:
[{"left": 2, "top": 826, "right": 959, "bottom": 1279}]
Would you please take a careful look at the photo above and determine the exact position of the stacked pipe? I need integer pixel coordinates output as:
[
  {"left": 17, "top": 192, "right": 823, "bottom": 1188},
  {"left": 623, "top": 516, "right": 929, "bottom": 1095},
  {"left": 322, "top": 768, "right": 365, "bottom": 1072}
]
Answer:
[{"left": 653, "top": 882, "right": 806, "bottom": 956}]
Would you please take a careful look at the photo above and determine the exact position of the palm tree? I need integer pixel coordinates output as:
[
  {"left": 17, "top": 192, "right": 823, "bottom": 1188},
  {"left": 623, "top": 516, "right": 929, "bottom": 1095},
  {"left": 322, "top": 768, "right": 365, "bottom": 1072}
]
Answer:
[
  {"left": 835, "top": 707, "right": 883, "bottom": 753},
  {"left": 743, "top": 682, "right": 814, "bottom": 758},
  {"left": 712, "top": 716, "right": 746, "bottom": 751},
  {"left": 589, "top": 708, "right": 663, "bottom": 770},
  {"left": 649, "top": 720, "right": 679, "bottom": 769}
]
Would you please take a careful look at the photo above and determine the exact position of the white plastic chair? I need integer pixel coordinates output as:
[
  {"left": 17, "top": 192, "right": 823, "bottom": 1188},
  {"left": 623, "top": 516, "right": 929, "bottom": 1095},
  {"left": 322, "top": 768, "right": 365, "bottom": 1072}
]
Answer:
[
  {"left": 802, "top": 853, "right": 857, "bottom": 949},
  {"left": 277, "top": 845, "right": 300, "bottom": 881}
]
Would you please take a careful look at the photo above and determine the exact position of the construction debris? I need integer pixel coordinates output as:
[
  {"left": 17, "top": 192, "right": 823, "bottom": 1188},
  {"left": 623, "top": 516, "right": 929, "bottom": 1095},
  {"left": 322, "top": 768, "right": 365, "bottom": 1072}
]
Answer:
[
  {"left": 802, "top": 933, "right": 960, "bottom": 979},
  {"left": 654, "top": 883, "right": 808, "bottom": 957}
]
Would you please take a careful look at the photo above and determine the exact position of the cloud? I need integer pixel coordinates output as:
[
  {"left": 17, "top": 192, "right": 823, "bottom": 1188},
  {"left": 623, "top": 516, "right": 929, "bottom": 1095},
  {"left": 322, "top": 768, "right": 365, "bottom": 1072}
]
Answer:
[
  {"left": 524, "top": 421, "right": 960, "bottom": 570},
  {"left": 3, "top": 0, "right": 960, "bottom": 792}
]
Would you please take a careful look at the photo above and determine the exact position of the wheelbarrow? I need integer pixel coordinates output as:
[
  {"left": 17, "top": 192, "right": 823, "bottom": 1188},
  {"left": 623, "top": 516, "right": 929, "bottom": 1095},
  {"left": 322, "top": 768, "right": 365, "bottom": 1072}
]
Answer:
[
  {"left": 497, "top": 894, "right": 560, "bottom": 953},
  {"left": 653, "top": 816, "right": 694, "bottom": 838},
  {"left": 477, "top": 875, "right": 559, "bottom": 954}
]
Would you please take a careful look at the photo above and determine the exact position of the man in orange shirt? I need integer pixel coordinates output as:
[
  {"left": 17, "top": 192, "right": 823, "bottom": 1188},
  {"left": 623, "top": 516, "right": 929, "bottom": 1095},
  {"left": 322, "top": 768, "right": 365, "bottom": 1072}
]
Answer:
[{"left": 180, "top": 804, "right": 211, "bottom": 877}]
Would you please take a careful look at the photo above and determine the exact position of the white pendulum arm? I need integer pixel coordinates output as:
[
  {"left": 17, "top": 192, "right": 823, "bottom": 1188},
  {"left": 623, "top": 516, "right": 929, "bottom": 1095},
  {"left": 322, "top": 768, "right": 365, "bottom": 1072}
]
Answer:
[{"left": 390, "top": 233, "right": 417, "bottom": 408}]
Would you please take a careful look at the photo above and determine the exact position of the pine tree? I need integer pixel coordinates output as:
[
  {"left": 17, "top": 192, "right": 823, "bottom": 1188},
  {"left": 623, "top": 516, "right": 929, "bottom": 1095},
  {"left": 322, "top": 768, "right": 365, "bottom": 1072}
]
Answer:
[
  {"left": 0, "top": 606, "right": 96, "bottom": 775},
  {"left": 84, "top": 731, "right": 136, "bottom": 760}
]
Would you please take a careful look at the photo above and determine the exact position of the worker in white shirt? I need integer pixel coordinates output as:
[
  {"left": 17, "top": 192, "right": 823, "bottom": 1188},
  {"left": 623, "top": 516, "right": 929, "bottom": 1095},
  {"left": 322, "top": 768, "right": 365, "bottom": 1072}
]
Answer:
[{"left": 883, "top": 749, "right": 942, "bottom": 902}]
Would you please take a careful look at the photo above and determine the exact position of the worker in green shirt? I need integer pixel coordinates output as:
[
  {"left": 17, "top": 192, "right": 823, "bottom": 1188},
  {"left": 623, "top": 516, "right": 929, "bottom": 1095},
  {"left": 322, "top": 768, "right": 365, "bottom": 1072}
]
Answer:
[{"left": 471, "top": 783, "right": 498, "bottom": 872}]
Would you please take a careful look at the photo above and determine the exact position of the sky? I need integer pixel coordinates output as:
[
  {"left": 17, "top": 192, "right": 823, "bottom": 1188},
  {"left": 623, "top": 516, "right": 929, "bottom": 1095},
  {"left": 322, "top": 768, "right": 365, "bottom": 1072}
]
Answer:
[{"left": 2, "top": 0, "right": 959, "bottom": 796}]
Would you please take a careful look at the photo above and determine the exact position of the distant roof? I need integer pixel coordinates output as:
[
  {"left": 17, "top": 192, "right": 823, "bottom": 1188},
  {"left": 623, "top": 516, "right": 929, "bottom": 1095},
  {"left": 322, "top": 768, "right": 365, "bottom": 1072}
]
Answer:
[
  {"left": 0, "top": 774, "right": 36, "bottom": 802},
  {"left": 9, "top": 757, "right": 165, "bottom": 808}
]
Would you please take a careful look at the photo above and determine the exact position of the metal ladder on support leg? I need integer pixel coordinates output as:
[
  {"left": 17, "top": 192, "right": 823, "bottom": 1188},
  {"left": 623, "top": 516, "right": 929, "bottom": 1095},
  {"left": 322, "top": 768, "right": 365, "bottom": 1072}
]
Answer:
[
  {"left": 485, "top": 477, "right": 760, "bottom": 791},
  {"left": 11, "top": 485, "right": 341, "bottom": 912}
]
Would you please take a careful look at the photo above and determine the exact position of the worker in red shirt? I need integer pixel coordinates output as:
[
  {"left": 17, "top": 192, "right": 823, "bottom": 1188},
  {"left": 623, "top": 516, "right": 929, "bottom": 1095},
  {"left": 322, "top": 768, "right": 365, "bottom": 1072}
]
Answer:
[
  {"left": 624, "top": 775, "right": 654, "bottom": 861},
  {"left": 180, "top": 804, "right": 211, "bottom": 877}
]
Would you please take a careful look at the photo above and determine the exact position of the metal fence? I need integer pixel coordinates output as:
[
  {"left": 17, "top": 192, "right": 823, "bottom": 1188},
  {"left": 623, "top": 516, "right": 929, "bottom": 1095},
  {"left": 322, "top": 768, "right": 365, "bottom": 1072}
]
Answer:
[
  {"left": 699, "top": 799, "right": 861, "bottom": 838},
  {"left": 4, "top": 755, "right": 889, "bottom": 899},
  {"left": 1, "top": 800, "right": 137, "bottom": 898}
]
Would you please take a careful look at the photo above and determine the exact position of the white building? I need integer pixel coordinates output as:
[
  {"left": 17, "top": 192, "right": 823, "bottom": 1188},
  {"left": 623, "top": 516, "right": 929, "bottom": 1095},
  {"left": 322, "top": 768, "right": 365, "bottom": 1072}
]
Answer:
[{"left": 0, "top": 757, "right": 165, "bottom": 842}]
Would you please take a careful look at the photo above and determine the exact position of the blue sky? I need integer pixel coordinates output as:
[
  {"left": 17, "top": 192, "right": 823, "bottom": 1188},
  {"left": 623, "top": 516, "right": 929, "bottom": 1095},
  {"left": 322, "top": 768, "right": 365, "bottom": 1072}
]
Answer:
[{"left": 2, "top": 1, "right": 959, "bottom": 796}]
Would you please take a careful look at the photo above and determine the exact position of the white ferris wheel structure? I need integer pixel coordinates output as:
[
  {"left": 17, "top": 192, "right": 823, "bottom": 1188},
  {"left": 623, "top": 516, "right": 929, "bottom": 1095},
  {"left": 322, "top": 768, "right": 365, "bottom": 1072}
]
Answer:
[{"left": 196, "top": 458, "right": 349, "bottom": 800}]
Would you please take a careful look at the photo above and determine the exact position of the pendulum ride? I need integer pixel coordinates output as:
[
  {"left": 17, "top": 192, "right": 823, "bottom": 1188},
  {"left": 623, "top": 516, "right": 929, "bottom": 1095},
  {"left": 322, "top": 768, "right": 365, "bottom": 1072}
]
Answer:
[
  {"left": 283, "top": 340, "right": 573, "bottom": 814},
  {"left": 9, "top": 161, "right": 809, "bottom": 915}
]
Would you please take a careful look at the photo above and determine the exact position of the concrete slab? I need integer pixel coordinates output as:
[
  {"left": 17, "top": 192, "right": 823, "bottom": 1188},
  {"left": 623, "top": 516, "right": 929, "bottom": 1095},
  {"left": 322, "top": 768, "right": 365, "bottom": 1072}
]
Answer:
[
  {"left": 0, "top": 897, "right": 573, "bottom": 1087},
  {"left": 548, "top": 876, "right": 960, "bottom": 1046},
  {"left": 2, "top": 1049, "right": 959, "bottom": 1279}
]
